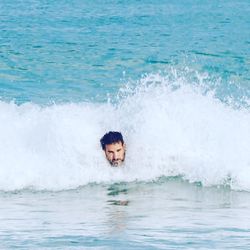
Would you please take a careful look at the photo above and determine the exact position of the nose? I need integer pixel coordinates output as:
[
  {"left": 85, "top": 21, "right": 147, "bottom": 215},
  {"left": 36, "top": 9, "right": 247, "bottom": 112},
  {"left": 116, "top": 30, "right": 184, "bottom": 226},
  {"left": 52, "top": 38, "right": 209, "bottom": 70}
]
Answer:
[{"left": 113, "top": 151, "right": 118, "bottom": 160}]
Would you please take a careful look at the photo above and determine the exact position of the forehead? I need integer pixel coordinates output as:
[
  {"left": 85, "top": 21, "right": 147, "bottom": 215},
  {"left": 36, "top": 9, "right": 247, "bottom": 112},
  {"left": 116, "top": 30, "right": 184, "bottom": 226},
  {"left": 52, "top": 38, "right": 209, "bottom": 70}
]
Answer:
[{"left": 105, "top": 142, "right": 124, "bottom": 151}]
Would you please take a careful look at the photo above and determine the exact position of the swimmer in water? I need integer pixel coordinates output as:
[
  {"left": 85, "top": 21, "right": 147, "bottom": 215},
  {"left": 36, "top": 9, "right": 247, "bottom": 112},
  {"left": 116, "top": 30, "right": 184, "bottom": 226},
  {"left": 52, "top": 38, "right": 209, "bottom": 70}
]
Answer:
[{"left": 100, "top": 131, "right": 126, "bottom": 167}]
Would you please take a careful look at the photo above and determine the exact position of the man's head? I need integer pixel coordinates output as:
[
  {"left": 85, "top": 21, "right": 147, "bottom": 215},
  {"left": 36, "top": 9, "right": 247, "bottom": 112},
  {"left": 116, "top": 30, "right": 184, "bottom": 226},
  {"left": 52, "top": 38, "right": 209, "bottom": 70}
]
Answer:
[{"left": 100, "top": 131, "right": 126, "bottom": 166}]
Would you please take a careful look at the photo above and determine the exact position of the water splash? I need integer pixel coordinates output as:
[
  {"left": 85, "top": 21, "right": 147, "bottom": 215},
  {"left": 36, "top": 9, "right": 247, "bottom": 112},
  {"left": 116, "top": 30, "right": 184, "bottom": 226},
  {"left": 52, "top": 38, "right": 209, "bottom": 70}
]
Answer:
[{"left": 0, "top": 71, "right": 249, "bottom": 191}]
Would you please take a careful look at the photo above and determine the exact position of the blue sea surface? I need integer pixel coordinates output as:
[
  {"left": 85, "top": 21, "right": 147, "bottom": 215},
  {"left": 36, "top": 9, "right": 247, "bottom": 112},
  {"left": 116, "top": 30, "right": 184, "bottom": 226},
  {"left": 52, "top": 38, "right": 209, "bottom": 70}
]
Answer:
[
  {"left": 0, "top": 0, "right": 250, "bottom": 249},
  {"left": 0, "top": 0, "right": 249, "bottom": 104}
]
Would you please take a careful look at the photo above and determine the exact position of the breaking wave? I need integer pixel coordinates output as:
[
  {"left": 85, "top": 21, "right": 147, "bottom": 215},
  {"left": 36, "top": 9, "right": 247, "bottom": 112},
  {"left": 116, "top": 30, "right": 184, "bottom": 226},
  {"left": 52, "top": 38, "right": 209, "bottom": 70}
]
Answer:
[{"left": 0, "top": 70, "right": 249, "bottom": 191}]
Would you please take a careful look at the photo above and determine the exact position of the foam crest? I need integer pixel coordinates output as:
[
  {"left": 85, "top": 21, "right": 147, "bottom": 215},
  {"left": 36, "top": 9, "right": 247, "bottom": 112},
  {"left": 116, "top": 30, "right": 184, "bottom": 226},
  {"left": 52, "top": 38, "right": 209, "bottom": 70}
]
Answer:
[{"left": 0, "top": 72, "right": 249, "bottom": 191}]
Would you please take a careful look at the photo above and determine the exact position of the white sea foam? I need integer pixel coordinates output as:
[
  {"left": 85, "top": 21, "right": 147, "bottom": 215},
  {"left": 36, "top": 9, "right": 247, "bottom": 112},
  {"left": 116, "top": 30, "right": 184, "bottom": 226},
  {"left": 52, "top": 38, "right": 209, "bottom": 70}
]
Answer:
[{"left": 0, "top": 72, "right": 249, "bottom": 191}]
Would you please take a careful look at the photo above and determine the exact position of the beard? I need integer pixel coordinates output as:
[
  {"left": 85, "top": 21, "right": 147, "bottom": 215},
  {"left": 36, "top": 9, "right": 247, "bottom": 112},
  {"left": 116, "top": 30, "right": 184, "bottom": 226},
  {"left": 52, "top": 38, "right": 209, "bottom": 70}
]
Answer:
[
  {"left": 109, "top": 152, "right": 126, "bottom": 167},
  {"left": 111, "top": 159, "right": 123, "bottom": 166}
]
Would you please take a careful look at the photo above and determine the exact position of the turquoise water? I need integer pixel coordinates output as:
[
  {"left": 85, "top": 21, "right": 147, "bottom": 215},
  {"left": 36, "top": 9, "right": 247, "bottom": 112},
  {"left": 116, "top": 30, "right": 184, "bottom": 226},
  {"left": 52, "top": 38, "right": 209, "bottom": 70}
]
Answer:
[
  {"left": 0, "top": 0, "right": 250, "bottom": 249},
  {"left": 1, "top": 0, "right": 249, "bottom": 104}
]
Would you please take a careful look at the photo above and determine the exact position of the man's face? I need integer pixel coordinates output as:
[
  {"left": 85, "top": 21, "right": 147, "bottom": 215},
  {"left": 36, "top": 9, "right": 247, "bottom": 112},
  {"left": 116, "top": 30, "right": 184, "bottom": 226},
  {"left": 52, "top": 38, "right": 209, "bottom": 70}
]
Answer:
[{"left": 104, "top": 141, "right": 126, "bottom": 166}]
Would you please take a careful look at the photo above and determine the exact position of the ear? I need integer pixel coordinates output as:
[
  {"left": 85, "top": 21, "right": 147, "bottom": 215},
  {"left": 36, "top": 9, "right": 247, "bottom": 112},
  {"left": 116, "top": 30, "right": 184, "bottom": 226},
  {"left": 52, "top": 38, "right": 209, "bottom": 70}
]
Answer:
[{"left": 123, "top": 143, "right": 126, "bottom": 150}]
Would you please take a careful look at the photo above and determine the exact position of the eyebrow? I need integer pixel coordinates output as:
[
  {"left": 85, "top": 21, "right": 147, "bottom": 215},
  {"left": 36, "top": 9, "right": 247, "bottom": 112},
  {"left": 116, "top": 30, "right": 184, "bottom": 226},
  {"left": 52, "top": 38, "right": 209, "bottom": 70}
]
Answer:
[{"left": 108, "top": 148, "right": 122, "bottom": 153}]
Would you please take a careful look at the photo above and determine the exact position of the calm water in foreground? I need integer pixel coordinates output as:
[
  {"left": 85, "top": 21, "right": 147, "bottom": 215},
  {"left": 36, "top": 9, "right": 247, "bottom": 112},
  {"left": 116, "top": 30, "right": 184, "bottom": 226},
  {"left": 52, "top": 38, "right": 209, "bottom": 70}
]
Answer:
[{"left": 1, "top": 179, "right": 250, "bottom": 249}]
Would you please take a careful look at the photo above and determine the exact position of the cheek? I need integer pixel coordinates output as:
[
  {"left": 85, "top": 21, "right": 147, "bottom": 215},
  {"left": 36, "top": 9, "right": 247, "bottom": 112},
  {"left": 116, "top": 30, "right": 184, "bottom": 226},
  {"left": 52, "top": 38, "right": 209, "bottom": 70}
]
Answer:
[{"left": 120, "top": 150, "right": 125, "bottom": 158}]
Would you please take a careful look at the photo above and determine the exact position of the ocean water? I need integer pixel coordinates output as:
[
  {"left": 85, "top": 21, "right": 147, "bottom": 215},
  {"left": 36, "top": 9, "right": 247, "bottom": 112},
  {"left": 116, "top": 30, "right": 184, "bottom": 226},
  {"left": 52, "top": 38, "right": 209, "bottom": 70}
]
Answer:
[{"left": 0, "top": 0, "right": 250, "bottom": 249}]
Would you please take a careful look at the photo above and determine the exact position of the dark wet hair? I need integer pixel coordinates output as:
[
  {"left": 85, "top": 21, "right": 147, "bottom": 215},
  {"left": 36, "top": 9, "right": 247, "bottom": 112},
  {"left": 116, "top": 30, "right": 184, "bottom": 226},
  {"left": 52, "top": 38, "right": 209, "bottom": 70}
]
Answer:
[{"left": 100, "top": 131, "right": 124, "bottom": 150}]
